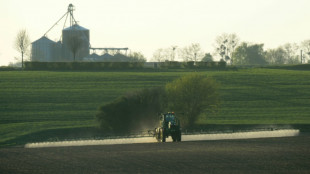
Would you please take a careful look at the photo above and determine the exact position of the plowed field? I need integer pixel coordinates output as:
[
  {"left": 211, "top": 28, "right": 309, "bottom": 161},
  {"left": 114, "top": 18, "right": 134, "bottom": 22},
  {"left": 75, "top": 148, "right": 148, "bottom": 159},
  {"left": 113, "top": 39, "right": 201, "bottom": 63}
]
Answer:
[{"left": 1, "top": 134, "right": 309, "bottom": 174}]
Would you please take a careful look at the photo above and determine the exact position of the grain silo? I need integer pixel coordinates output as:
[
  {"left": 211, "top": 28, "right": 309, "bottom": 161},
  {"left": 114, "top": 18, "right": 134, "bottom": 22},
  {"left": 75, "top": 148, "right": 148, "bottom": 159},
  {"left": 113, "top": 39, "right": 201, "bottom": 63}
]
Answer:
[
  {"left": 31, "top": 36, "right": 60, "bottom": 62},
  {"left": 62, "top": 24, "right": 90, "bottom": 61}
]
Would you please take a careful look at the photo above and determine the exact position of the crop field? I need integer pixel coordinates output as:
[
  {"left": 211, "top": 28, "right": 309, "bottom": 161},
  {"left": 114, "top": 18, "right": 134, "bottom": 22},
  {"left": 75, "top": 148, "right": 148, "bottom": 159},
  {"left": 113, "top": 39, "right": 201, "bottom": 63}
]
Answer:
[{"left": 0, "top": 68, "right": 310, "bottom": 146}]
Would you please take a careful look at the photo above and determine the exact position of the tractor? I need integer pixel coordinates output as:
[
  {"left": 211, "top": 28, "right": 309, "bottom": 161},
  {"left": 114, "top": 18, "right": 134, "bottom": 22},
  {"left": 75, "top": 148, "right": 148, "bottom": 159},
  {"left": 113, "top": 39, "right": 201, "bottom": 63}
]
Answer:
[{"left": 154, "top": 112, "right": 181, "bottom": 142}]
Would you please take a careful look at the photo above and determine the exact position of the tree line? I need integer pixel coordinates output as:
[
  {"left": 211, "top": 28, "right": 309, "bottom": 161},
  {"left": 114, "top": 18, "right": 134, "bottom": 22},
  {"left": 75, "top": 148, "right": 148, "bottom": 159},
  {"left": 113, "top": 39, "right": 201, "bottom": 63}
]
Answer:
[
  {"left": 151, "top": 33, "right": 310, "bottom": 65},
  {"left": 14, "top": 29, "right": 310, "bottom": 67}
]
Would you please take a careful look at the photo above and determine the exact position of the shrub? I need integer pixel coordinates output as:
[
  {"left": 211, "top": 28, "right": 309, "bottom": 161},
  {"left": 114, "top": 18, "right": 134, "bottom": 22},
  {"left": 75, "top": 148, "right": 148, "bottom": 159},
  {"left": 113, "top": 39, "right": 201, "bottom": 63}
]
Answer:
[
  {"left": 218, "top": 60, "right": 227, "bottom": 68},
  {"left": 96, "top": 87, "right": 165, "bottom": 133},
  {"left": 186, "top": 61, "right": 195, "bottom": 68},
  {"left": 24, "top": 61, "right": 146, "bottom": 71},
  {"left": 165, "top": 73, "right": 220, "bottom": 127},
  {"left": 96, "top": 74, "right": 220, "bottom": 132},
  {"left": 0, "top": 66, "right": 19, "bottom": 71}
]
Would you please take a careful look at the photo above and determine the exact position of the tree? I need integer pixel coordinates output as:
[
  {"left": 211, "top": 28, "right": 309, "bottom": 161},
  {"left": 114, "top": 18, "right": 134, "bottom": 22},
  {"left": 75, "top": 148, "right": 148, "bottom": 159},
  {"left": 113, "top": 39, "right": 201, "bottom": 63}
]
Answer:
[
  {"left": 214, "top": 33, "right": 239, "bottom": 64},
  {"left": 300, "top": 40, "right": 310, "bottom": 63},
  {"left": 286, "top": 55, "right": 300, "bottom": 64},
  {"left": 233, "top": 42, "right": 266, "bottom": 65},
  {"left": 265, "top": 47, "right": 286, "bottom": 64},
  {"left": 179, "top": 43, "right": 203, "bottom": 62},
  {"left": 67, "top": 35, "right": 83, "bottom": 61},
  {"left": 265, "top": 43, "right": 300, "bottom": 65},
  {"left": 152, "top": 48, "right": 165, "bottom": 62},
  {"left": 283, "top": 43, "right": 299, "bottom": 64},
  {"left": 14, "top": 29, "right": 30, "bottom": 68},
  {"left": 165, "top": 73, "right": 219, "bottom": 128},
  {"left": 152, "top": 46, "right": 178, "bottom": 62},
  {"left": 128, "top": 51, "right": 146, "bottom": 62},
  {"left": 201, "top": 53, "right": 213, "bottom": 62}
]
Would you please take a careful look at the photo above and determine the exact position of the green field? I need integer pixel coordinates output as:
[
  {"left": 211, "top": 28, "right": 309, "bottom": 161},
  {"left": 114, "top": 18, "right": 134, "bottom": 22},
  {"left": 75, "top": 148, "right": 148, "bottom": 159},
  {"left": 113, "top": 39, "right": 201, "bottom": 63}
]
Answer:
[{"left": 1, "top": 68, "right": 310, "bottom": 146}]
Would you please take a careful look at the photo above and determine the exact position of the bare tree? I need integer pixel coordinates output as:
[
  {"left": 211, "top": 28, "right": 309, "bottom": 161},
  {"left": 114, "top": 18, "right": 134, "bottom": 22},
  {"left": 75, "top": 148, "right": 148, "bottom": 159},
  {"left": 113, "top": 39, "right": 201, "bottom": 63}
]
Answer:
[
  {"left": 301, "top": 40, "right": 310, "bottom": 53},
  {"left": 162, "top": 48, "right": 174, "bottom": 61},
  {"left": 14, "top": 29, "right": 30, "bottom": 68},
  {"left": 152, "top": 48, "right": 165, "bottom": 62},
  {"left": 67, "top": 35, "right": 83, "bottom": 61},
  {"left": 214, "top": 33, "right": 239, "bottom": 64},
  {"left": 283, "top": 43, "right": 299, "bottom": 64},
  {"left": 152, "top": 46, "right": 177, "bottom": 62},
  {"left": 179, "top": 43, "right": 203, "bottom": 62}
]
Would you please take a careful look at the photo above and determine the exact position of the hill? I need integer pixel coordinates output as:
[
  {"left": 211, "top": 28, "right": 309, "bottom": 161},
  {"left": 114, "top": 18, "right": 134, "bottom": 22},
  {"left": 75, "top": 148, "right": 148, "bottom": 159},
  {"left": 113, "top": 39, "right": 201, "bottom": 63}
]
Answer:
[{"left": 0, "top": 68, "right": 309, "bottom": 146}]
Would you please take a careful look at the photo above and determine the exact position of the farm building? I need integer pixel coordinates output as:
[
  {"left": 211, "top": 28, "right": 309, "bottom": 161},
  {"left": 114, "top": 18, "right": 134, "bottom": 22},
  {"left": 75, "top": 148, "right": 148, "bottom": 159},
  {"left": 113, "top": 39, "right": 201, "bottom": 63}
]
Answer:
[
  {"left": 31, "top": 36, "right": 61, "bottom": 62},
  {"left": 30, "top": 4, "right": 127, "bottom": 62},
  {"left": 62, "top": 24, "right": 90, "bottom": 61},
  {"left": 31, "top": 24, "right": 89, "bottom": 62}
]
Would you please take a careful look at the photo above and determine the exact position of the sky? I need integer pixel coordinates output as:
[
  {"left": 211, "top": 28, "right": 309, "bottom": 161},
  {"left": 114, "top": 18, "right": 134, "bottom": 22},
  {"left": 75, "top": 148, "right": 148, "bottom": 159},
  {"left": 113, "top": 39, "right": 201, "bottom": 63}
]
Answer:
[{"left": 1, "top": 0, "right": 310, "bottom": 65}]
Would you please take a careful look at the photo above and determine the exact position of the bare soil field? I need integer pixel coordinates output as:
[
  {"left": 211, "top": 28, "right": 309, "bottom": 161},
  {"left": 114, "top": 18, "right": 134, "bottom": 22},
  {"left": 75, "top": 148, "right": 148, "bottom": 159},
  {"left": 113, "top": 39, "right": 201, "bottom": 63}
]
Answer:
[{"left": 0, "top": 133, "right": 309, "bottom": 174}]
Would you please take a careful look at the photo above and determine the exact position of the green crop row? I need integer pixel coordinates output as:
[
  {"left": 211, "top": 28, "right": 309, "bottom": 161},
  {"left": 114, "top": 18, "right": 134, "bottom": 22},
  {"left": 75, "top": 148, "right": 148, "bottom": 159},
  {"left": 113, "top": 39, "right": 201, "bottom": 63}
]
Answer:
[{"left": 0, "top": 68, "right": 309, "bottom": 146}]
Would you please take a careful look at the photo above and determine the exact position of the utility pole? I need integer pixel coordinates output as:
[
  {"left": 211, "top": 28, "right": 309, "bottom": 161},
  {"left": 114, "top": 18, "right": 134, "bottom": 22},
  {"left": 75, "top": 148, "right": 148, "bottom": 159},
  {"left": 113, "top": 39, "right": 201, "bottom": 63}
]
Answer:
[{"left": 171, "top": 46, "right": 177, "bottom": 61}]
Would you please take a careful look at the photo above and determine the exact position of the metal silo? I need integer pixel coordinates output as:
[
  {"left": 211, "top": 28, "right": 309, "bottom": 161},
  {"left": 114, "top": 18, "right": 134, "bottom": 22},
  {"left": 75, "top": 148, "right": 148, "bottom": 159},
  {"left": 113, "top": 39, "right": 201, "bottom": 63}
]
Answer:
[
  {"left": 31, "top": 36, "right": 57, "bottom": 62},
  {"left": 62, "top": 24, "right": 90, "bottom": 61}
]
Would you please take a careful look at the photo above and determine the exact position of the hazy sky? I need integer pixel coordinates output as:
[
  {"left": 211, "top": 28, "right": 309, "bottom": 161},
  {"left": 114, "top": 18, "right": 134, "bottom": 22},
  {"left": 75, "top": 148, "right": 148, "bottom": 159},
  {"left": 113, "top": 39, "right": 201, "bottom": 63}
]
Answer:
[{"left": 1, "top": 0, "right": 310, "bottom": 65}]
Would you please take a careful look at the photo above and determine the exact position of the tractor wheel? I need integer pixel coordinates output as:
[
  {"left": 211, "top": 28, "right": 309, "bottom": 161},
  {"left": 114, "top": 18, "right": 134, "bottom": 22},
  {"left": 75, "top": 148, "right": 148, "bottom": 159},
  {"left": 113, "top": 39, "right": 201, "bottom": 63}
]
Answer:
[
  {"left": 155, "top": 128, "right": 161, "bottom": 142},
  {"left": 172, "top": 135, "right": 176, "bottom": 142},
  {"left": 160, "top": 128, "right": 166, "bottom": 142},
  {"left": 156, "top": 133, "right": 161, "bottom": 142},
  {"left": 177, "top": 132, "right": 182, "bottom": 142}
]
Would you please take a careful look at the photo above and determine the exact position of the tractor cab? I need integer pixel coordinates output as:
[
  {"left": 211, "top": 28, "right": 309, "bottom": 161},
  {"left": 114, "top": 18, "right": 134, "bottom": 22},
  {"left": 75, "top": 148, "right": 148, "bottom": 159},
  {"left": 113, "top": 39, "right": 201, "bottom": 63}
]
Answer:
[
  {"left": 155, "top": 112, "right": 181, "bottom": 142},
  {"left": 161, "top": 112, "right": 179, "bottom": 128},
  {"left": 164, "top": 112, "right": 176, "bottom": 122}
]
